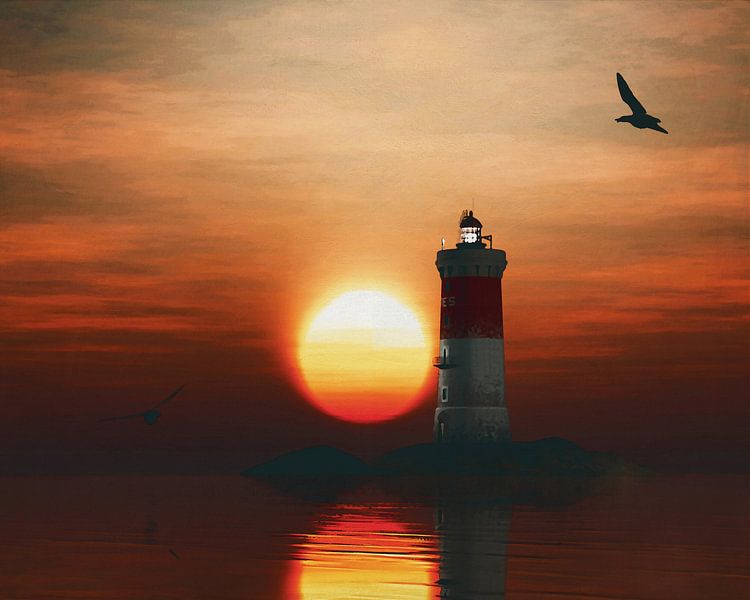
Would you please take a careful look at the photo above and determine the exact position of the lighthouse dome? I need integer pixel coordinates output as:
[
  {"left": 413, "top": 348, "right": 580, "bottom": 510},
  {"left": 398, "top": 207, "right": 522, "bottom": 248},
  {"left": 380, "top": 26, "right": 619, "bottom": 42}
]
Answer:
[{"left": 459, "top": 210, "right": 482, "bottom": 229}]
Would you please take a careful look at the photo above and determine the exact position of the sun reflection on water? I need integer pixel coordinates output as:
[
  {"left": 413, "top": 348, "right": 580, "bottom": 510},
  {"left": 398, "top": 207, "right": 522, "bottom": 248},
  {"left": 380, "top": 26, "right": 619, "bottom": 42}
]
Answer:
[{"left": 291, "top": 507, "right": 436, "bottom": 600}]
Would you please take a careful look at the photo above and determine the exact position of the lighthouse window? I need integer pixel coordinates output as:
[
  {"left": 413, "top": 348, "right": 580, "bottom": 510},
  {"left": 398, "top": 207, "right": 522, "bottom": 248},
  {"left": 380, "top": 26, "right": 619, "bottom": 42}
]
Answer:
[
  {"left": 441, "top": 387, "right": 448, "bottom": 403},
  {"left": 461, "top": 227, "right": 480, "bottom": 244},
  {"left": 443, "top": 315, "right": 450, "bottom": 327}
]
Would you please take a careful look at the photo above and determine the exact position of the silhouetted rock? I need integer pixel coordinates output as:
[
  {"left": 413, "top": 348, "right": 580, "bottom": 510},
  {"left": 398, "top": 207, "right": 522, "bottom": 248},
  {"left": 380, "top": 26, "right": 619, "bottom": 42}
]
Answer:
[
  {"left": 243, "top": 438, "right": 646, "bottom": 479},
  {"left": 242, "top": 445, "right": 370, "bottom": 477},
  {"left": 374, "top": 437, "right": 645, "bottom": 477}
]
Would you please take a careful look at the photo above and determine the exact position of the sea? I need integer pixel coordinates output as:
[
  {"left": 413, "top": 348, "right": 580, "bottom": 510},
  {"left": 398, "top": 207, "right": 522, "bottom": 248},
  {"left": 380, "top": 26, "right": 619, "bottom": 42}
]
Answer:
[{"left": 0, "top": 474, "right": 747, "bottom": 599}]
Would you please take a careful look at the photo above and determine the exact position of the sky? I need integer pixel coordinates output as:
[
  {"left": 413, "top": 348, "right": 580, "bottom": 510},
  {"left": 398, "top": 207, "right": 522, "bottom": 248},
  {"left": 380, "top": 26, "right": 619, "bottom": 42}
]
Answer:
[{"left": 0, "top": 0, "right": 747, "bottom": 473}]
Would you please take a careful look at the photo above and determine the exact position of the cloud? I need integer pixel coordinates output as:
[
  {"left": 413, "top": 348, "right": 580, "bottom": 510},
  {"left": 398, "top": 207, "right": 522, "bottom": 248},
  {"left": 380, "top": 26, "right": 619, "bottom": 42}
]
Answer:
[
  {"left": 0, "top": 162, "right": 80, "bottom": 223},
  {"left": 0, "top": 0, "right": 248, "bottom": 76}
]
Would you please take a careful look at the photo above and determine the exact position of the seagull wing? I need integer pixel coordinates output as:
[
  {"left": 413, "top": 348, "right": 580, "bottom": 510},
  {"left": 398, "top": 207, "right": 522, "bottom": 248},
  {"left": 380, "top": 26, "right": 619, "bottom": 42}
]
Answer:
[
  {"left": 98, "top": 412, "right": 146, "bottom": 423},
  {"left": 151, "top": 383, "right": 186, "bottom": 410},
  {"left": 617, "top": 73, "right": 646, "bottom": 115}
]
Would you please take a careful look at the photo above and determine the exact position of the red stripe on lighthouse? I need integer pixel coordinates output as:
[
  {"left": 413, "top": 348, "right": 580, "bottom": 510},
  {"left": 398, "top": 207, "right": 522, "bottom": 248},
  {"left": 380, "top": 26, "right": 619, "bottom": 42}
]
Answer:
[{"left": 439, "top": 277, "right": 504, "bottom": 339}]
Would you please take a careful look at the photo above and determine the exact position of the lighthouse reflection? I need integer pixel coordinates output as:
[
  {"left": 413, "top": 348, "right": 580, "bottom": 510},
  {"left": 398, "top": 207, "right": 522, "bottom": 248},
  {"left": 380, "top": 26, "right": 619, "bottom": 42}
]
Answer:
[
  {"left": 436, "top": 497, "right": 510, "bottom": 599},
  {"left": 293, "top": 495, "right": 510, "bottom": 600}
]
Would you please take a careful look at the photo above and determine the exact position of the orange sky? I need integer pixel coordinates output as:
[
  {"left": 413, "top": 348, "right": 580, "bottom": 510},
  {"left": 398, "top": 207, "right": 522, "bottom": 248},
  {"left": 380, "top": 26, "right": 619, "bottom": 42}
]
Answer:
[{"left": 0, "top": 0, "right": 747, "bottom": 473}]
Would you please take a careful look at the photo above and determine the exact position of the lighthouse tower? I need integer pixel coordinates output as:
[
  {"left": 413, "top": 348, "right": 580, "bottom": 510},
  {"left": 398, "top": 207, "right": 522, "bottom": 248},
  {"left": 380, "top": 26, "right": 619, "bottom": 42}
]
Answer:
[{"left": 434, "top": 210, "right": 510, "bottom": 443}]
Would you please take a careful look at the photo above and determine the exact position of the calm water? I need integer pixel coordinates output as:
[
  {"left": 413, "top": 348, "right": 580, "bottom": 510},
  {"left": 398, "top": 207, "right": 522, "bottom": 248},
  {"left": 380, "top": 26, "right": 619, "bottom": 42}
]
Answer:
[{"left": 0, "top": 474, "right": 747, "bottom": 599}]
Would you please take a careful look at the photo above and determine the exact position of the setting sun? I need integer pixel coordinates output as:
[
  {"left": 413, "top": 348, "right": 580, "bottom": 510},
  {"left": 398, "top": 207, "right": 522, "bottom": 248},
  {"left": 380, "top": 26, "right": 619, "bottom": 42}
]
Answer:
[{"left": 296, "top": 290, "right": 431, "bottom": 423}]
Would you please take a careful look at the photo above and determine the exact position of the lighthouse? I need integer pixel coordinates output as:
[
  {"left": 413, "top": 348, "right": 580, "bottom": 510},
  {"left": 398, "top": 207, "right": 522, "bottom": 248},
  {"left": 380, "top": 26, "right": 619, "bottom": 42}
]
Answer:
[{"left": 434, "top": 210, "right": 510, "bottom": 443}]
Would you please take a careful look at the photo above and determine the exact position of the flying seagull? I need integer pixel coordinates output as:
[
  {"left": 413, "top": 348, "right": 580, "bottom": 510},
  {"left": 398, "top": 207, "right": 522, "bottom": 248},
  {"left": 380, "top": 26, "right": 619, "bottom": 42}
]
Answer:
[
  {"left": 99, "top": 384, "right": 186, "bottom": 425},
  {"left": 615, "top": 72, "right": 668, "bottom": 134}
]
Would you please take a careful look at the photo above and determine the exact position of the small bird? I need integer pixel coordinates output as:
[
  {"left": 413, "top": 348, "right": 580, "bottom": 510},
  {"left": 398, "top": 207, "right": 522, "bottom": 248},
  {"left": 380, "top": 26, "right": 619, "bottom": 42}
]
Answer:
[
  {"left": 99, "top": 384, "right": 186, "bottom": 425},
  {"left": 615, "top": 72, "right": 668, "bottom": 134}
]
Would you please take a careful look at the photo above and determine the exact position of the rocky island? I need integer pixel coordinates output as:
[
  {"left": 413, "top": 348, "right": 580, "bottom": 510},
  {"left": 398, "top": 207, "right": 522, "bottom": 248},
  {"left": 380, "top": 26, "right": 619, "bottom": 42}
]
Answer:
[{"left": 243, "top": 437, "right": 645, "bottom": 479}]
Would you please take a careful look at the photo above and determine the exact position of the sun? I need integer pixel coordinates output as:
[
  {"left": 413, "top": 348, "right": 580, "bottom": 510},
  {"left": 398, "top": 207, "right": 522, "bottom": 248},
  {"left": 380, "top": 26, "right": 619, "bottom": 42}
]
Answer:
[{"left": 296, "top": 290, "right": 431, "bottom": 423}]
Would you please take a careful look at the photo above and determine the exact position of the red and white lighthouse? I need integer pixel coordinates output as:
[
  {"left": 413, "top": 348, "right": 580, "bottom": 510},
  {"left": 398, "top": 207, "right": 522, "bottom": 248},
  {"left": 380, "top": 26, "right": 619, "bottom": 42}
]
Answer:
[{"left": 434, "top": 210, "right": 510, "bottom": 443}]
